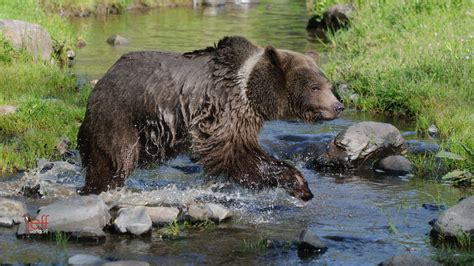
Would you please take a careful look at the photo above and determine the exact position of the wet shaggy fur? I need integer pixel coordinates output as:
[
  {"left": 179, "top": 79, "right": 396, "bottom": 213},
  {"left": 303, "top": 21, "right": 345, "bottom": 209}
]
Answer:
[{"left": 78, "top": 36, "right": 343, "bottom": 201}]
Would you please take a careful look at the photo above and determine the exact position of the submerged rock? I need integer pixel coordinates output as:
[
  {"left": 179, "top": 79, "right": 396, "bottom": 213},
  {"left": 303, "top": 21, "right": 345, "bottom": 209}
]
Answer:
[
  {"left": 145, "top": 206, "right": 179, "bottom": 224},
  {"left": 17, "top": 195, "right": 110, "bottom": 239},
  {"left": 107, "top": 35, "right": 129, "bottom": 46},
  {"left": 374, "top": 155, "right": 412, "bottom": 176},
  {"left": 379, "top": 253, "right": 440, "bottom": 266},
  {"left": 0, "top": 19, "right": 53, "bottom": 61},
  {"left": 311, "top": 122, "right": 406, "bottom": 172},
  {"left": 68, "top": 254, "right": 106, "bottom": 265},
  {"left": 298, "top": 229, "right": 327, "bottom": 252},
  {"left": 0, "top": 197, "right": 27, "bottom": 226},
  {"left": 114, "top": 206, "right": 152, "bottom": 235},
  {"left": 431, "top": 196, "right": 474, "bottom": 238}
]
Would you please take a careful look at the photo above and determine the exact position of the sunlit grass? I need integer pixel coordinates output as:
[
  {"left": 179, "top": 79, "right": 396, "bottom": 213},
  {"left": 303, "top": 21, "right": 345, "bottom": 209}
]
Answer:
[{"left": 323, "top": 0, "right": 473, "bottom": 176}]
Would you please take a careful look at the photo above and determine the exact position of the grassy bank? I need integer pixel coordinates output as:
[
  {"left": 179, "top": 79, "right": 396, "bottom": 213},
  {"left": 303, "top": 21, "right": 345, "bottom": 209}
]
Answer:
[
  {"left": 322, "top": 0, "right": 473, "bottom": 178},
  {"left": 0, "top": 1, "right": 89, "bottom": 173}
]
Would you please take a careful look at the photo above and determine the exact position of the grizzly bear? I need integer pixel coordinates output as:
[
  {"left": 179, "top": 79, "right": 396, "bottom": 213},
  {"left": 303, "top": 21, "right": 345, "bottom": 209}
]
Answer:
[{"left": 77, "top": 36, "right": 343, "bottom": 201}]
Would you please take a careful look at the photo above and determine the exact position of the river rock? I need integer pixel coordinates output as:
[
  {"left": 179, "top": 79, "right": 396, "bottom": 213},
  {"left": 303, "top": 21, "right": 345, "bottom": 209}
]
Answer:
[
  {"left": 207, "top": 203, "right": 232, "bottom": 222},
  {"left": 107, "top": 35, "right": 129, "bottom": 46},
  {"left": 68, "top": 254, "right": 106, "bottom": 265},
  {"left": 374, "top": 155, "right": 412, "bottom": 175},
  {"left": 103, "top": 261, "right": 150, "bottom": 266},
  {"left": 145, "top": 206, "right": 179, "bottom": 224},
  {"left": 432, "top": 196, "right": 474, "bottom": 238},
  {"left": 379, "top": 253, "right": 440, "bottom": 266},
  {"left": 307, "top": 4, "right": 355, "bottom": 31},
  {"left": 311, "top": 122, "right": 406, "bottom": 172},
  {"left": 17, "top": 195, "right": 110, "bottom": 238},
  {"left": 114, "top": 206, "right": 152, "bottom": 235},
  {"left": 0, "top": 19, "right": 53, "bottom": 61},
  {"left": 406, "top": 140, "right": 439, "bottom": 155},
  {"left": 187, "top": 204, "right": 212, "bottom": 221},
  {"left": 0, "top": 105, "right": 18, "bottom": 115},
  {"left": 187, "top": 203, "right": 232, "bottom": 222},
  {"left": 298, "top": 229, "right": 327, "bottom": 252},
  {"left": 0, "top": 197, "right": 27, "bottom": 226}
]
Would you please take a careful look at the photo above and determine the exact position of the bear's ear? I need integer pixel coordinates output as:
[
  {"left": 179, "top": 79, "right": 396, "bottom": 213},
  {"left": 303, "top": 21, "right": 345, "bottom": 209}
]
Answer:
[{"left": 264, "top": 45, "right": 281, "bottom": 67}]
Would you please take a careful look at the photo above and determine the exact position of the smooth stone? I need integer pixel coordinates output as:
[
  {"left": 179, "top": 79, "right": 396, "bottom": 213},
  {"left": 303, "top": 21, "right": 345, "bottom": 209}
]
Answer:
[
  {"left": 20, "top": 195, "right": 110, "bottom": 237},
  {"left": 374, "top": 155, "right": 412, "bottom": 175},
  {"left": 188, "top": 204, "right": 212, "bottom": 221},
  {"left": 313, "top": 121, "right": 406, "bottom": 171},
  {"left": 0, "top": 197, "right": 27, "bottom": 224},
  {"left": 145, "top": 206, "right": 179, "bottom": 224},
  {"left": 102, "top": 261, "right": 150, "bottom": 266},
  {"left": 0, "top": 19, "right": 53, "bottom": 61},
  {"left": 114, "top": 206, "right": 152, "bottom": 235},
  {"left": 406, "top": 140, "right": 439, "bottom": 155},
  {"left": 0, "top": 217, "right": 14, "bottom": 227},
  {"left": 0, "top": 105, "right": 18, "bottom": 115},
  {"left": 207, "top": 203, "right": 232, "bottom": 222},
  {"left": 432, "top": 196, "right": 474, "bottom": 237},
  {"left": 298, "top": 229, "right": 327, "bottom": 251},
  {"left": 106, "top": 35, "right": 129, "bottom": 46},
  {"left": 379, "top": 253, "right": 440, "bottom": 266},
  {"left": 68, "top": 254, "right": 106, "bottom": 265}
]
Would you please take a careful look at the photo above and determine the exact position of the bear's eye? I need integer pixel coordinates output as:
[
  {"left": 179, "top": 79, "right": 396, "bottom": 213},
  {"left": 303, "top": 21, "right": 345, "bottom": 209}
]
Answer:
[{"left": 311, "top": 86, "right": 320, "bottom": 91}]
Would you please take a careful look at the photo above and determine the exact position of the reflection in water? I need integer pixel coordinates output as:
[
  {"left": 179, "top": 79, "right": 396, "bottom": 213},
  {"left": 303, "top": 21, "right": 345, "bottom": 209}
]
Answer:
[{"left": 71, "top": 0, "right": 320, "bottom": 79}]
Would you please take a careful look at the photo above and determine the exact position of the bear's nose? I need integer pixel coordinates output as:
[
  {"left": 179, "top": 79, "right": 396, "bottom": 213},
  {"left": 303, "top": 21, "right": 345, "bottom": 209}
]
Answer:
[{"left": 334, "top": 102, "right": 345, "bottom": 113}]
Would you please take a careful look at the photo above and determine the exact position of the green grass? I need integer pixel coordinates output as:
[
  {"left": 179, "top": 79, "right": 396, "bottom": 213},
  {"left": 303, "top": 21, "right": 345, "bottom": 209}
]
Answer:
[
  {"left": 0, "top": 1, "right": 90, "bottom": 173},
  {"left": 322, "top": 0, "right": 473, "bottom": 178}
]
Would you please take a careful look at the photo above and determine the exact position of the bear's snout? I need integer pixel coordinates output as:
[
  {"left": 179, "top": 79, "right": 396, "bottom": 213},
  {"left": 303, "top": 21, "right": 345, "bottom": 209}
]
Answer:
[{"left": 334, "top": 102, "right": 345, "bottom": 114}]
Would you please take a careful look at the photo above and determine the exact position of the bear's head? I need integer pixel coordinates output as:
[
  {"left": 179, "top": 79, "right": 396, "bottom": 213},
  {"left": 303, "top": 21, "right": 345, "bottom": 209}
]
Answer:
[{"left": 246, "top": 46, "right": 344, "bottom": 122}]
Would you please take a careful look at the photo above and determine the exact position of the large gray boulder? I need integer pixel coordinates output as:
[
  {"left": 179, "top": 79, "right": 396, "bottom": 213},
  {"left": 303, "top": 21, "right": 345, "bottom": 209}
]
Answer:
[
  {"left": 0, "top": 19, "right": 53, "bottom": 61},
  {"left": 432, "top": 196, "right": 474, "bottom": 238},
  {"left": 0, "top": 197, "right": 27, "bottom": 226},
  {"left": 379, "top": 253, "right": 440, "bottom": 266},
  {"left": 17, "top": 195, "right": 110, "bottom": 238},
  {"left": 311, "top": 122, "right": 406, "bottom": 171},
  {"left": 114, "top": 206, "right": 152, "bottom": 235}
]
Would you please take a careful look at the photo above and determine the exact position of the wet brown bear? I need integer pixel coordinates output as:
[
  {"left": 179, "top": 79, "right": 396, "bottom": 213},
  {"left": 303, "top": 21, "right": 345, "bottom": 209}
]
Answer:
[{"left": 77, "top": 36, "right": 343, "bottom": 201}]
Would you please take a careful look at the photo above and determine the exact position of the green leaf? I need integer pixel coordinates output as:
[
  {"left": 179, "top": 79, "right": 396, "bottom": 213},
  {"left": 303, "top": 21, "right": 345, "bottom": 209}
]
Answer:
[{"left": 435, "top": 151, "right": 465, "bottom": 161}]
